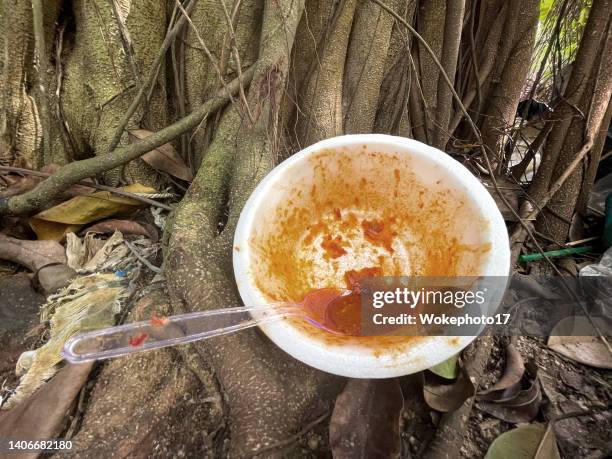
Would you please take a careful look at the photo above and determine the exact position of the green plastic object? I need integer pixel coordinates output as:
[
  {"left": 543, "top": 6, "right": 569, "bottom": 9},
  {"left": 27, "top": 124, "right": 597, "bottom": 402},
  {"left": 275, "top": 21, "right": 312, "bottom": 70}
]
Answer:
[
  {"left": 603, "top": 193, "right": 612, "bottom": 248},
  {"left": 518, "top": 246, "right": 594, "bottom": 263}
]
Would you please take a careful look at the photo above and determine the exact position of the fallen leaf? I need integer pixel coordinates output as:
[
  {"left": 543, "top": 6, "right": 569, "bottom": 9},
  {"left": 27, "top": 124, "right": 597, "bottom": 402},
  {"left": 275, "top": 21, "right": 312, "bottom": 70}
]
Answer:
[
  {"left": 548, "top": 316, "right": 612, "bottom": 369},
  {"left": 0, "top": 174, "right": 41, "bottom": 197},
  {"left": 423, "top": 362, "right": 475, "bottom": 412},
  {"left": 29, "top": 183, "right": 156, "bottom": 240},
  {"left": 478, "top": 379, "right": 542, "bottom": 423},
  {"left": 330, "top": 379, "right": 403, "bottom": 458},
  {"left": 129, "top": 129, "right": 193, "bottom": 181},
  {"left": 485, "top": 423, "right": 561, "bottom": 459},
  {"left": 478, "top": 342, "right": 525, "bottom": 401},
  {"left": 428, "top": 354, "right": 459, "bottom": 379},
  {"left": 0, "top": 234, "right": 66, "bottom": 272},
  {"left": 81, "top": 219, "right": 159, "bottom": 242},
  {"left": 0, "top": 165, "right": 94, "bottom": 199},
  {"left": 0, "top": 363, "right": 92, "bottom": 459},
  {"left": 29, "top": 219, "right": 82, "bottom": 241}
]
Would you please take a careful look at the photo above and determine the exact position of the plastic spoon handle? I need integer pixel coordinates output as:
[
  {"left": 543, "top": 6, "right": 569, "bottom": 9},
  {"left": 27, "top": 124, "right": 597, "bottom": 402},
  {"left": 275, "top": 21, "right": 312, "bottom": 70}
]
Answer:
[{"left": 61, "top": 305, "right": 298, "bottom": 363}]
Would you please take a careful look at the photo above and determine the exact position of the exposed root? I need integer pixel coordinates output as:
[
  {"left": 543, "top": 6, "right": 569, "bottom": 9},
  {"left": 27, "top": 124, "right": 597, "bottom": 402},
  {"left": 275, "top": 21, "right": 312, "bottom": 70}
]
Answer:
[
  {"left": 0, "top": 69, "right": 254, "bottom": 216},
  {"left": 166, "top": 1, "right": 345, "bottom": 455}
]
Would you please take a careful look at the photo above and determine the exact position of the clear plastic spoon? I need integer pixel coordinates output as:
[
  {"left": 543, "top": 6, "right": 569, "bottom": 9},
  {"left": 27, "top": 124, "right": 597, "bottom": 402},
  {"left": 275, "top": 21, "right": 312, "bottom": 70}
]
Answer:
[{"left": 61, "top": 288, "right": 353, "bottom": 363}]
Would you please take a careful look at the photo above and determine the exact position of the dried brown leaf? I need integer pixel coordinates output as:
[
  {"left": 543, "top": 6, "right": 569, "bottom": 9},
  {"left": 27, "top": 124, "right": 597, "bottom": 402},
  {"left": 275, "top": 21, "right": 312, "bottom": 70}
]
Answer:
[
  {"left": 477, "top": 343, "right": 525, "bottom": 401},
  {"left": 0, "top": 175, "right": 41, "bottom": 197},
  {"left": 0, "top": 363, "right": 92, "bottom": 459},
  {"left": 129, "top": 129, "right": 193, "bottom": 181},
  {"left": 330, "top": 379, "right": 403, "bottom": 459},
  {"left": 82, "top": 219, "right": 159, "bottom": 242},
  {"left": 0, "top": 165, "right": 93, "bottom": 199},
  {"left": 0, "top": 234, "right": 66, "bottom": 272},
  {"left": 478, "top": 379, "right": 542, "bottom": 423},
  {"left": 548, "top": 317, "right": 612, "bottom": 369},
  {"left": 423, "top": 363, "right": 475, "bottom": 412},
  {"left": 29, "top": 183, "right": 155, "bottom": 240}
]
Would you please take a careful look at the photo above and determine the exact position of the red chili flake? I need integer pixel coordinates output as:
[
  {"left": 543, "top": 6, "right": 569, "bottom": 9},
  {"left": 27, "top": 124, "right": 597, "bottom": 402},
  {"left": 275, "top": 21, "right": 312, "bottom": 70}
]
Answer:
[
  {"left": 129, "top": 333, "right": 149, "bottom": 347},
  {"left": 150, "top": 314, "right": 170, "bottom": 327}
]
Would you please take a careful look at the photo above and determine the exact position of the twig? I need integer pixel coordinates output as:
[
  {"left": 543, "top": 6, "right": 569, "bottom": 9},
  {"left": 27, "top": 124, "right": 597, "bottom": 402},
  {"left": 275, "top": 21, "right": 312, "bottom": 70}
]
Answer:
[
  {"left": 0, "top": 165, "right": 173, "bottom": 210},
  {"left": 0, "top": 67, "right": 255, "bottom": 216},
  {"left": 124, "top": 240, "right": 161, "bottom": 273},
  {"left": 31, "top": 0, "right": 52, "bottom": 164},
  {"left": 107, "top": 0, "right": 199, "bottom": 151},
  {"left": 550, "top": 404, "right": 609, "bottom": 422},
  {"left": 174, "top": 0, "right": 236, "bottom": 105},
  {"left": 219, "top": 0, "right": 254, "bottom": 125},
  {"left": 565, "top": 236, "right": 598, "bottom": 247},
  {"left": 110, "top": 0, "right": 140, "bottom": 86}
]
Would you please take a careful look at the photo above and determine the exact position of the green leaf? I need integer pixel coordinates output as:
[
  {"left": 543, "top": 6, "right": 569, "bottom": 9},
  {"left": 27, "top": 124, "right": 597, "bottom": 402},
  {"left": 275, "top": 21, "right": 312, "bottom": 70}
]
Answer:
[
  {"left": 485, "top": 424, "right": 560, "bottom": 459},
  {"left": 428, "top": 354, "right": 459, "bottom": 379}
]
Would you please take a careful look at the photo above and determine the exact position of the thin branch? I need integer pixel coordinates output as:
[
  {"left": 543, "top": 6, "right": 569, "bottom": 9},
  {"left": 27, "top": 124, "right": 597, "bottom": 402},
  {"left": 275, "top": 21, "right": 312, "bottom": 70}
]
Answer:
[
  {"left": 219, "top": 0, "right": 255, "bottom": 124},
  {"left": 109, "top": 0, "right": 140, "bottom": 85},
  {"left": 0, "top": 67, "right": 255, "bottom": 216},
  {"left": 0, "top": 166, "right": 172, "bottom": 210},
  {"left": 107, "top": 0, "right": 199, "bottom": 152},
  {"left": 174, "top": 0, "right": 236, "bottom": 105},
  {"left": 125, "top": 240, "right": 161, "bottom": 273}
]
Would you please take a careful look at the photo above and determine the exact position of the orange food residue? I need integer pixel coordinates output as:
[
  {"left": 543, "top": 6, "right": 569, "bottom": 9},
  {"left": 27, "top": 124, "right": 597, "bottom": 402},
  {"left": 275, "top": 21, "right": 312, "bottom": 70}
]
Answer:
[
  {"left": 129, "top": 333, "right": 149, "bottom": 347},
  {"left": 250, "top": 149, "right": 492, "bottom": 352},
  {"left": 361, "top": 219, "right": 397, "bottom": 253},
  {"left": 344, "top": 267, "right": 382, "bottom": 293},
  {"left": 150, "top": 314, "right": 170, "bottom": 327},
  {"left": 321, "top": 234, "right": 348, "bottom": 259}
]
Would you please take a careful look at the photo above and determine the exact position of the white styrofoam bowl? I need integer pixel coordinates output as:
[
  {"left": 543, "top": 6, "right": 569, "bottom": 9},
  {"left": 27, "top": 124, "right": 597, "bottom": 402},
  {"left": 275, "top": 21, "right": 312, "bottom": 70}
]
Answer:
[{"left": 233, "top": 135, "right": 510, "bottom": 378}]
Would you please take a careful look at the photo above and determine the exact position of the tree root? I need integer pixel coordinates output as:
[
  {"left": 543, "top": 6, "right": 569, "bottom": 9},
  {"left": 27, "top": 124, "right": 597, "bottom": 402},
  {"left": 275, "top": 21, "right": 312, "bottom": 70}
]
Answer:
[
  {"left": 0, "top": 69, "right": 254, "bottom": 217},
  {"left": 165, "top": 1, "right": 346, "bottom": 455}
]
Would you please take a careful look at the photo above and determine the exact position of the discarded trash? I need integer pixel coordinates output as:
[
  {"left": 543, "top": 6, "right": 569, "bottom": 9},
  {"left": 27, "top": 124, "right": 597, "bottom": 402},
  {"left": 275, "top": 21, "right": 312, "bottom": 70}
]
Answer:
[{"left": 518, "top": 246, "right": 594, "bottom": 263}]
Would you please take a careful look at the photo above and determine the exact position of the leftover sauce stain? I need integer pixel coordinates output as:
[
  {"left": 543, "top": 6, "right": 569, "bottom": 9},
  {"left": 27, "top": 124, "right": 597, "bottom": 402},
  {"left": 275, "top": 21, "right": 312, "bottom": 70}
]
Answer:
[
  {"left": 129, "top": 333, "right": 149, "bottom": 347},
  {"left": 320, "top": 234, "right": 348, "bottom": 259},
  {"left": 344, "top": 267, "right": 382, "bottom": 293},
  {"left": 250, "top": 149, "right": 491, "bottom": 354},
  {"left": 361, "top": 218, "right": 397, "bottom": 253},
  {"left": 150, "top": 314, "right": 170, "bottom": 328}
]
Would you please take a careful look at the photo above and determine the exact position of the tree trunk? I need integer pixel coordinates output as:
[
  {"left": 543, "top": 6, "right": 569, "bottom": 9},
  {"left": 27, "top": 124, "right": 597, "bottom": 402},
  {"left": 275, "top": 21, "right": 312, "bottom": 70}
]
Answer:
[{"left": 529, "top": 0, "right": 612, "bottom": 243}]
